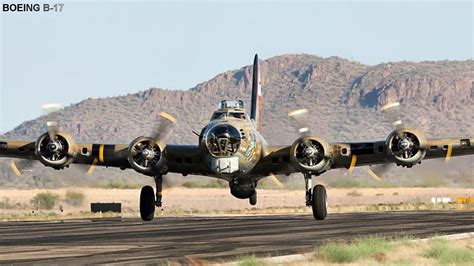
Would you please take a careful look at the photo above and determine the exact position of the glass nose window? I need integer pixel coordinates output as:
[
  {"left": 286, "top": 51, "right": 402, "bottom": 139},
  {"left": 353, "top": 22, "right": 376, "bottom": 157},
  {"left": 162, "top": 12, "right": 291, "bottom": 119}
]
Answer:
[{"left": 206, "top": 124, "right": 241, "bottom": 156}]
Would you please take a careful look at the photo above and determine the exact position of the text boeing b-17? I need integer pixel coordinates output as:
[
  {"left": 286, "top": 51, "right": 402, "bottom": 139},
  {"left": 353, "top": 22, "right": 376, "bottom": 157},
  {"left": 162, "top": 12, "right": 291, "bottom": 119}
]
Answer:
[{"left": 1, "top": 55, "right": 473, "bottom": 221}]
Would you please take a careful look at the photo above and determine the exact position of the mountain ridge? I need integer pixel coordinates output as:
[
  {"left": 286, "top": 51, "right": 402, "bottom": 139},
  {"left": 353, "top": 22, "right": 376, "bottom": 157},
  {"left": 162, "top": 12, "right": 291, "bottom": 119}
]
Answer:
[{"left": 1, "top": 54, "right": 472, "bottom": 187}]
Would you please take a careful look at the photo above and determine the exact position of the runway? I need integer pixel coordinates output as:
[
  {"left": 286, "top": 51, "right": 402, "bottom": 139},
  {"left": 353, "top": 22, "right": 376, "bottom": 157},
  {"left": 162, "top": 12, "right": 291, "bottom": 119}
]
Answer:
[{"left": 0, "top": 211, "right": 473, "bottom": 264}]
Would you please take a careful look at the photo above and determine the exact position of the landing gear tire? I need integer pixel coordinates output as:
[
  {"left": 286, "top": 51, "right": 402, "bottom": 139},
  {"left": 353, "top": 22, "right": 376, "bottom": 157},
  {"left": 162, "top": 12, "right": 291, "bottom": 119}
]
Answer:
[
  {"left": 140, "top": 185, "right": 155, "bottom": 221},
  {"left": 249, "top": 192, "right": 257, "bottom": 206},
  {"left": 312, "top": 184, "right": 327, "bottom": 220}
]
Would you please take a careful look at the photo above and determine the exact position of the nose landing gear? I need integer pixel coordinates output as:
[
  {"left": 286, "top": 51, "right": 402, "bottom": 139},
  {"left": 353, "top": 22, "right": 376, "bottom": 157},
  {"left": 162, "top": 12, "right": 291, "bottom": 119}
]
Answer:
[{"left": 304, "top": 173, "right": 327, "bottom": 220}]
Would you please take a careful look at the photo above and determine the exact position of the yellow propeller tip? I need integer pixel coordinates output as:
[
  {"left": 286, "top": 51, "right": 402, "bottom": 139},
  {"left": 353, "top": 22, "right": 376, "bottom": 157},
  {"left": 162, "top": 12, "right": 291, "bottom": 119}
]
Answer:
[
  {"left": 367, "top": 168, "right": 382, "bottom": 181},
  {"left": 288, "top": 108, "right": 308, "bottom": 117},
  {"left": 159, "top": 112, "right": 177, "bottom": 124},
  {"left": 381, "top": 102, "right": 400, "bottom": 111},
  {"left": 10, "top": 161, "right": 22, "bottom": 177},
  {"left": 269, "top": 173, "right": 285, "bottom": 188}
]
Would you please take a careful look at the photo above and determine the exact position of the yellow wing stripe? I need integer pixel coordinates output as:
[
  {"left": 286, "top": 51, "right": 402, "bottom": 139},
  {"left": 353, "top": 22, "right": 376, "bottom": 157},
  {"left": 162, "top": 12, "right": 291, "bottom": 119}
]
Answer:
[
  {"left": 348, "top": 155, "right": 357, "bottom": 173},
  {"left": 98, "top": 144, "right": 105, "bottom": 163}
]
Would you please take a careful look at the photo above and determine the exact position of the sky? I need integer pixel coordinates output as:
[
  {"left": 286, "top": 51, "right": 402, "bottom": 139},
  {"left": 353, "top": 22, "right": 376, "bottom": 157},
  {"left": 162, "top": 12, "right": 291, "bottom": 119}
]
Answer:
[{"left": 1, "top": 0, "right": 472, "bottom": 133}]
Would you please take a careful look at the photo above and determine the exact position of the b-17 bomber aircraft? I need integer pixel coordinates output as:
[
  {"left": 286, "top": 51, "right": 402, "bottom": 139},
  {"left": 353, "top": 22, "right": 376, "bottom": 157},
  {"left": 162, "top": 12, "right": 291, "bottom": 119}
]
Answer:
[{"left": 1, "top": 55, "right": 473, "bottom": 221}]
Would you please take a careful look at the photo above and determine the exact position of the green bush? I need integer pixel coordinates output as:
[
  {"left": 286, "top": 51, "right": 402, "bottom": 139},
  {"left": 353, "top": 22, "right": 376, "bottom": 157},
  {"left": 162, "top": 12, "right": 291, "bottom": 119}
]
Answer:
[
  {"left": 235, "top": 254, "right": 261, "bottom": 266},
  {"left": 318, "top": 236, "right": 392, "bottom": 263},
  {"left": 31, "top": 192, "right": 59, "bottom": 210},
  {"left": 423, "top": 238, "right": 474, "bottom": 264},
  {"left": 65, "top": 191, "right": 85, "bottom": 207},
  {"left": 182, "top": 180, "right": 201, "bottom": 188}
]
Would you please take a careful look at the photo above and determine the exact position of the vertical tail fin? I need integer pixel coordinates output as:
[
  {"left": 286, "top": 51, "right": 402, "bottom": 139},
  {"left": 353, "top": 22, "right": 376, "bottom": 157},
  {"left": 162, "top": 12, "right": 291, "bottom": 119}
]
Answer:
[{"left": 250, "top": 54, "right": 262, "bottom": 132}]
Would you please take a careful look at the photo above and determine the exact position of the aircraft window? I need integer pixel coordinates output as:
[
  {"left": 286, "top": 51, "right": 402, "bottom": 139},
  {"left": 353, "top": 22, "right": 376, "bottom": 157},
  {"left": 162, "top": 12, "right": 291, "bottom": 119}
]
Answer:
[
  {"left": 229, "top": 112, "right": 245, "bottom": 119},
  {"left": 211, "top": 112, "right": 226, "bottom": 120},
  {"left": 205, "top": 124, "right": 241, "bottom": 156}
]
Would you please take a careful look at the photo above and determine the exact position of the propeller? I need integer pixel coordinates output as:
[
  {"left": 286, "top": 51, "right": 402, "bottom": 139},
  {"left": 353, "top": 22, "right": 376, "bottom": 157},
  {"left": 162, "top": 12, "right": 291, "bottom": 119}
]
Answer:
[
  {"left": 128, "top": 111, "right": 177, "bottom": 176},
  {"left": 288, "top": 108, "right": 315, "bottom": 155},
  {"left": 288, "top": 108, "right": 333, "bottom": 173},
  {"left": 9, "top": 159, "right": 36, "bottom": 177},
  {"left": 288, "top": 108, "right": 311, "bottom": 137},
  {"left": 6, "top": 103, "right": 63, "bottom": 177},
  {"left": 42, "top": 103, "right": 62, "bottom": 141},
  {"left": 381, "top": 102, "right": 405, "bottom": 138},
  {"left": 40, "top": 103, "right": 98, "bottom": 177},
  {"left": 151, "top": 112, "right": 177, "bottom": 145},
  {"left": 268, "top": 172, "right": 285, "bottom": 189},
  {"left": 361, "top": 102, "right": 405, "bottom": 180}
]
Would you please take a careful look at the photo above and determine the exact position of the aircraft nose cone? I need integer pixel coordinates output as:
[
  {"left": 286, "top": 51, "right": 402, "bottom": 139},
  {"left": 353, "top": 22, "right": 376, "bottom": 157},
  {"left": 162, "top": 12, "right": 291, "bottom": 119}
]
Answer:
[
  {"left": 141, "top": 149, "right": 155, "bottom": 160},
  {"left": 48, "top": 142, "right": 59, "bottom": 152},
  {"left": 399, "top": 139, "right": 411, "bottom": 150},
  {"left": 304, "top": 147, "right": 315, "bottom": 157}
]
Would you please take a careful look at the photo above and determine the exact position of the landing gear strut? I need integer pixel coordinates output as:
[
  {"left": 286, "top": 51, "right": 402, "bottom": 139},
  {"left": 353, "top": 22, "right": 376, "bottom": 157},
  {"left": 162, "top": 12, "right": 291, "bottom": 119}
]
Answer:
[
  {"left": 304, "top": 173, "right": 327, "bottom": 220},
  {"left": 139, "top": 174, "right": 163, "bottom": 221},
  {"left": 154, "top": 174, "right": 163, "bottom": 207},
  {"left": 304, "top": 173, "right": 312, "bottom": 206}
]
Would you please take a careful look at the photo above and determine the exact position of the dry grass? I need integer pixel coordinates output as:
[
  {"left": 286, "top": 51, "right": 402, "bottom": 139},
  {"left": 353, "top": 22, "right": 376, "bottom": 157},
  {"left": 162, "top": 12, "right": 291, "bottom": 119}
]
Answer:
[{"left": 232, "top": 236, "right": 474, "bottom": 265}]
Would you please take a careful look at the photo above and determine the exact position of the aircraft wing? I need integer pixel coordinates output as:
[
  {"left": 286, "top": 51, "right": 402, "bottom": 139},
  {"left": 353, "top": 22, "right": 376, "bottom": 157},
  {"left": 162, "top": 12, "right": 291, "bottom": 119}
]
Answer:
[
  {"left": 252, "top": 136, "right": 474, "bottom": 178},
  {"left": 0, "top": 139, "right": 212, "bottom": 176}
]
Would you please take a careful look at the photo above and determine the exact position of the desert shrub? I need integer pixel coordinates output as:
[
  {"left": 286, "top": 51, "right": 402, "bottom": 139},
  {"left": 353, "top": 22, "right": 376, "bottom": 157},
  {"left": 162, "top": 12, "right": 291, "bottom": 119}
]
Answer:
[
  {"left": 103, "top": 180, "right": 141, "bottom": 189},
  {"left": 235, "top": 254, "right": 261, "bottom": 266},
  {"left": 65, "top": 191, "right": 85, "bottom": 207},
  {"left": 347, "top": 190, "right": 362, "bottom": 197},
  {"left": 31, "top": 192, "right": 59, "bottom": 210},
  {"left": 182, "top": 180, "right": 227, "bottom": 189},
  {"left": 182, "top": 180, "right": 201, "bottom": 188},
  {"left": 318, "top": 236, "right": 392, "bottom": 263},
  {"left": 423, "top": 238, "right": 474, "bottom": 264}
]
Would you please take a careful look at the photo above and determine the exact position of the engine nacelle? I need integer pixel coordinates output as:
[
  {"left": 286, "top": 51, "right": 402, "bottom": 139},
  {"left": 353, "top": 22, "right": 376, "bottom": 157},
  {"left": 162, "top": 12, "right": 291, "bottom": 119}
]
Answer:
[
  {"left": 35, "top": 132, "right": 77, "bottom": 169},
  {"left": 290, "top": 136, "right": 333, "bottom": 174},
  {"left": 386, "top": 129, "right": 427, "bottom": 167},
  {"left": 127, "top": 136, "right": 166, "bottom": 176}
]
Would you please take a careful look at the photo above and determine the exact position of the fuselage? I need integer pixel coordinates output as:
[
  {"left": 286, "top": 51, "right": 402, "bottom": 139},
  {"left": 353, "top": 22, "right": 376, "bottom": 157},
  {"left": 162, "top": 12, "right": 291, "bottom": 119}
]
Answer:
[{"left": 198, "top": 100, "right": 264, "bottom": 178}]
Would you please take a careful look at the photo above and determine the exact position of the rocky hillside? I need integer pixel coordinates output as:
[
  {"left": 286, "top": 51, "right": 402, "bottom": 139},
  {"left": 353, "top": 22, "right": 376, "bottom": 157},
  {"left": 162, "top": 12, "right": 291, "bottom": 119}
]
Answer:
[{"left": 1, "top": 54, "right": 473, "bottom": 187}]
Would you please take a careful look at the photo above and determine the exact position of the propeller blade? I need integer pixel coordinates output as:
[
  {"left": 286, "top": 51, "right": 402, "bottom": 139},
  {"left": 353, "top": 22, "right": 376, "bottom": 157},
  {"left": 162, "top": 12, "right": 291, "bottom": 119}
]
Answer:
[
  {"left": 9, "top": 159, "right": 36, "bottom": 177},
  {"left": 86, "top": 158, "right": 98, "bottom": 176},
  {"left": 445, "top": 144, "right": 452, "bottom": 162},
  {"left": 288, "top": 108, "right": 311, "bottom": 136},
  {"left": 42, "top": 103, "right": 63, "bottom": 140},
  {"left": 381, "top": 101, "right": 405, "bottom": 138},
  {"left": 367, "top": 168, "right": 382, "bottom": 181},
  {"left": 10, "top": 161, "right": 22, "bottom": 177},
  {"left": 348, "top": 155, "right": 357, "bottom": 173},
  {"left": 151, "top": 112, "right": 177, "bottom": 145},
  {"left": 368, "top": 164, "right": 393, "bottom": 181},
  {"left": 46, "top": 121, "right": 59, "bottom": 141},
  {"left": 268, "top": 173, "right": 285, "bottom": 189}
]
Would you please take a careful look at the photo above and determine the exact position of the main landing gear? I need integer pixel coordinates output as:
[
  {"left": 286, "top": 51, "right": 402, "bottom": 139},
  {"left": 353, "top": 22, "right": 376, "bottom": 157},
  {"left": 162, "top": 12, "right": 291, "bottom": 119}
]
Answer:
[
  {"left": 139, "top": 174, "right": 163, "bottom": 221},
  {"left": 304, "top": 173, "right": 327, "bottom": 220}
]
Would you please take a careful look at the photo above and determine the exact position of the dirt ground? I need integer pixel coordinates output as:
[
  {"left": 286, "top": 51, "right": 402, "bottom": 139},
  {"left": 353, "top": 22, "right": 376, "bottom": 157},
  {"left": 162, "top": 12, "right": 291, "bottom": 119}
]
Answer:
[{"left": 1, "top": 187, "right": 473, "bottom": 215}]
